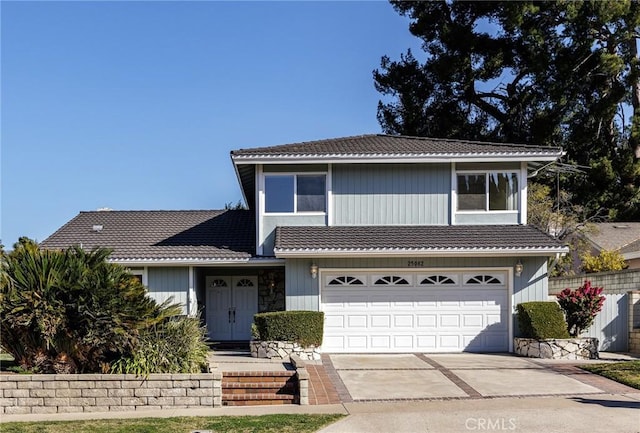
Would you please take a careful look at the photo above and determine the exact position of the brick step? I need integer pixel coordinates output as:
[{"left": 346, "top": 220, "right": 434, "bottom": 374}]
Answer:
[
  {"left": 222, "top": 371, "right": 296, "bottom": 379},
  {"left": 223, "top": 393, "right": 297, "bottom": 406},
  {"left": 223, "top": 380, "right": 293, "bottom": 387},
  {"left": 221, "top": 372, "right": 298, "bottom": 406},
  {"left": 224, "top": 399, "right": 295, "bottom": 406},
  {"left": 223, "top": 382, "right": 296, "bottom": 392}
]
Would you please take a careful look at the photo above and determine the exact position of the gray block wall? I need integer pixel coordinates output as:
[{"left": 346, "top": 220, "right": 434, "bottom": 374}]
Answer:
[{"left": 0, "top": 372, "right": 222, "bottom": 415}]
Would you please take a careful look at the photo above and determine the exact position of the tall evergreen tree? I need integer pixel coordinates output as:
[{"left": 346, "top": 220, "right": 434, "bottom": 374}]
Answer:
[{"left": 375, "top": 0, "right": 640, "bottom": 220}]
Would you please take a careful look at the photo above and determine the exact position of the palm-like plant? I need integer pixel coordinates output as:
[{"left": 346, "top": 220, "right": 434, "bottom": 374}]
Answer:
[{"left": 0, "top": 239, "right": 181, "bottom": 373}]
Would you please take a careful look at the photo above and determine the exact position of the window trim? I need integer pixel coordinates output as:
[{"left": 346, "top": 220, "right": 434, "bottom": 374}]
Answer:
[
  {"left": 129, "top": 267, "right": 148, "bottom": 286},
  {"left": 263, "top": 172, "right": 327, "bottom": 215},
  {"left": 455, "top": 170, "right": 520, "bottom": 213}
]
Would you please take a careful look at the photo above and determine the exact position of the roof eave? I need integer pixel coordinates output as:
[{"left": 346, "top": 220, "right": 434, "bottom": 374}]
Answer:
[
  {"left": 623, "top": 251, "right": 640, "bottom": 260},
  {"left": 273, "top": 246, "right": 569, "bottom": 258},
  {"left": 231, "top": 154, "right": 562, "bottom": 164},
  {"left": 110, "top": 257, "right": 285, "bottom": 266},
  {"left": 230, "top": 153, "right": 250, "bottom": 210}
]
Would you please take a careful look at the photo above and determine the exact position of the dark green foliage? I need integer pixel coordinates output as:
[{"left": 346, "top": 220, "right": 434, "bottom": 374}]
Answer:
[
  {"left": 253, "top": 311, "right": 324, "bottom": 347},
  {"left": 0, "top": 240, "right": 183, "bottom": 373},
  {"left": 516, "top": 302, "right": 570, "bottom": 339},
  {"left": 111, "top": 314, "right": 209, "bottom": 375},
  {"left": 375, "top": 1, "right": 640, "bottom": 221}
]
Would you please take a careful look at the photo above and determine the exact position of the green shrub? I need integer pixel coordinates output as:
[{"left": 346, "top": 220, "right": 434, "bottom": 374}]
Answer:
[
  {"left": 516, "top": 302, "right": 570, "bottom": 339},
  {"left": 111, "top": 314, "right": 209, "bottom": 375},
  {"left": 0, "top": 239, "right": 184, "bottom": 373},
  {"left": 253, "top": 311, "right": 324, "bottom": 347}
]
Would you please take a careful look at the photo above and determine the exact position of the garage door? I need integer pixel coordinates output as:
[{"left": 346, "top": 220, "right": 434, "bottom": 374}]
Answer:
[{"left": 321, "top": 270, "right": 509, "bottom": 353}]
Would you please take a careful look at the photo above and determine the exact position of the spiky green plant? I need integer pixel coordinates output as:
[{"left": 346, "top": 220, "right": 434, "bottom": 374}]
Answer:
[
  {"left": 0, "top": 239, "right": 182, "bottom": 373},
  {"left": 111, "top": 314, "right": 209, "bottom": 375}
]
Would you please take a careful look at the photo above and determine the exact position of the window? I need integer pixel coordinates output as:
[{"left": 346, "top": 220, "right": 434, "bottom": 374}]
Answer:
[
  {"left": 328, "top": 276, "right": 364, "bottom": 286},
  {"left": 264, "top": 174, "right": 326, "bottom": 213},
  {"left": 457, "top": 172, "right": 518, "bottom": 211},
  {"left": 420, "top": 275, "right": 456, "bottom": 285},
  {"left": 129, "top": 268, "right": 147, "bottom": 285},
  {"left": 374, "top": 276, "right": 410, "bottom": 285},
  {"left": 265, "top": 176, "right": 294, "bottom": 212},
  {"left": 465, "top": 275, "right": 502, "bottom": 285}
]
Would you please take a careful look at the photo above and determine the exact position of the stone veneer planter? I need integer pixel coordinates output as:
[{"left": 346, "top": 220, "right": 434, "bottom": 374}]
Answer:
[
  {"left": 250, "top": 340, "right": 321, "bottom": 361},
  {"left": 514, "top": 337, "right": 599, "bottom": 360}
]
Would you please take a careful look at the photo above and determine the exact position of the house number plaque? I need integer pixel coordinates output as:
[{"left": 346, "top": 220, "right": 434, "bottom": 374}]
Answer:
[{"left": 407, "top": 260, "right": 424, "bottom": 267}]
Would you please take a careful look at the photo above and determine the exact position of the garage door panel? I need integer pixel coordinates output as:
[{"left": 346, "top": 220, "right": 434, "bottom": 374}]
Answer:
[
  {"left": 463, "top": 314, "right": 484, "bottom": 327},
  {"left": 324, "top": 335, "right": 346, "bottom": 350},
  {"left": 439, "top": 335, "right": 461, "bottom": 349},
  {"left": 370, "top": 315, "right": 391, "bottom": 328},
  {"left": 394, "top": 315, "right": 414, "bottom": 327},
  {"left": 371, "top": 335, "right": 391, "bottom": 349},
  {"left": 347, "top": 335, "right": 368, "bottom": 349},
  {"left": 417, "top": 314, "right": 437, "bottom": 327},
  {"left": 417, "top": 301, "right": 437, "bottom": 307},
  {"left": 416, "top": 335, "right": 437, "bottom": 349},
  {"left": 321, "top": 270, "right": 509, "bottom": 353},
  {"left": 440, "top": 315, "right": 460, "bottom": 327},
  {"left": 439, "top": 300, "right": 461, "bottom": 307},
  {"left": 348, "top": 315, "right": 368, "bottom": 328},
  {"left": 394, "top": 335, "right": 414, "bottom": 348},
  {"left": 325, "top": 315, "right": 345, "bottom": 328}
]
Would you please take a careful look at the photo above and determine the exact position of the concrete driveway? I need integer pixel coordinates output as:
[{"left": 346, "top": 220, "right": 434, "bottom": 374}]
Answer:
[
  {"left": 325, "top": 353, "right": 606, "bottom": 401},
  {"left": 320, "top": 353, "right": 640, "bottom": 432}
]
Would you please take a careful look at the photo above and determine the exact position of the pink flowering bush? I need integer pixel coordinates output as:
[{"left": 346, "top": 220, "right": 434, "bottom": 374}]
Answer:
[{"left": 556, "top": 280, "right": 605, "bottom": 337}]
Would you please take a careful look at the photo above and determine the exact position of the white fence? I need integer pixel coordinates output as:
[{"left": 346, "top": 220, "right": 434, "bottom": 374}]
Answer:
[{"left": 549, "top": 269, "right": 640, "bottom": 352}]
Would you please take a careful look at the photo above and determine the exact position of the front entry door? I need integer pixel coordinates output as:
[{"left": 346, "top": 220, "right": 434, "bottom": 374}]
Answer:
[{"left": 206, "top": 276, "right": 258, "bottom": 340}]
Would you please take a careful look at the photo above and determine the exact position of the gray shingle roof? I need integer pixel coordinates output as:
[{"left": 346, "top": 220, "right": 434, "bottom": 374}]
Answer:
[
  {"left": 274, "top": 225, "right": 566, "bottom": 255},
  {"left": 231, "top": 134, "right": 562, "bottom": 159},
  {"left": 586, "top": 222, "right": 640, "bottom": 254},
  {"left": 40, "top": 210, "right": 255, "bottom": 262}
]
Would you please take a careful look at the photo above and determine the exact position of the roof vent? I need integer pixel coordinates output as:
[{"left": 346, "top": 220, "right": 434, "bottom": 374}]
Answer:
[
  {"left": 92, "top": 225, "right": 104, "bottom": 232},
  {"left": 613, "top": 224, "right": 629, "bottom": 229},
  {"left": 97, "top": 207, "right": 112, "bottom": 212}
]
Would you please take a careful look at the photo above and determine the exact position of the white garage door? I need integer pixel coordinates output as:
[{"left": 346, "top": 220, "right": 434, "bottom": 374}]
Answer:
[{"left": 321, "top": 270, "right": 509, "bottom": 353}]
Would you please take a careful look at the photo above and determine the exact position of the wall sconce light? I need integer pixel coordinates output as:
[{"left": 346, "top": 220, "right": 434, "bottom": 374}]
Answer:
[
  {"left": 515, "top": 260, "right": 524, "bottom": 277},
  {"left": 310, "top": 263, "right": 318, "bottom": 279}
]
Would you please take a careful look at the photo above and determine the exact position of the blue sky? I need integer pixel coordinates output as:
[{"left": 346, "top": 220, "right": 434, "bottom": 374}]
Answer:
[{"left": 1, "top": 0, "right": 420, "bottom": 246}]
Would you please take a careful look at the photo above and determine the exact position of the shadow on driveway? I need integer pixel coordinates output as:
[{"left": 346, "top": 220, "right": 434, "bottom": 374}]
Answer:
[{"left": 570, "top": 396, "right": 640, "bottom": 409}]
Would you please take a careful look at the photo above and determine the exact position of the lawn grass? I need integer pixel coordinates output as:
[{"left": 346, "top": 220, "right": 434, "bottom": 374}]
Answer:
[
  {"left": 0, "top": 414, "right": 344, "bottom": 433},
  {"left": 580, "top": 360, "right": 640, "bottom": 390}
]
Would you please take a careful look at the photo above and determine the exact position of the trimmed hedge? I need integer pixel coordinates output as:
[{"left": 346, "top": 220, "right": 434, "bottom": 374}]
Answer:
[
  {"left": 252, "top": 311, "right": 324, "bottom": 347},
  {"left": 516, "top": 302, "right": 570, "bottom": 339}
]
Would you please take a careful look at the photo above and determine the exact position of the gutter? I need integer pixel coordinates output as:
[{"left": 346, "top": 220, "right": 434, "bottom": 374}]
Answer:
[{"left": 273, "top": 247, "right": 569, "bottom": 258}]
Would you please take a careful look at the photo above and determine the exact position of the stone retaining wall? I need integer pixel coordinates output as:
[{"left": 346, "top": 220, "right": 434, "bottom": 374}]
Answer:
[
  {"left": 249, "top": 340, "right": 322, "bottom": 361},
  {"left": 514, "top": 337, "right": 599, "bottom": 360},
  {"left": 250, "top": 340, "right": 321, "bottom": 361},
  {"left": 0, "top": 372, "right": 222, "bottom": 415}
]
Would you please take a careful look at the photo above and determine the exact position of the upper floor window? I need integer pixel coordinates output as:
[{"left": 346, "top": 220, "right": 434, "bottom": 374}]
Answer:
[
  {"left": 457, "top": 172, "right": 518, "bottom": 211},
  {"left": 265, "top": 174, "right": 326, "bottom": 213}
]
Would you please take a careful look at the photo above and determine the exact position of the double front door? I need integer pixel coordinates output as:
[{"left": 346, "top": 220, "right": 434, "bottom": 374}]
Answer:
[{"left": 206, "top": 276, "right": 258, "bottom": 341}]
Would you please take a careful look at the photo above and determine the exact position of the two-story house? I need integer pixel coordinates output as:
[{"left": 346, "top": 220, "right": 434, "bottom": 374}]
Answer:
[{"left": 41, "top": 134, "right": 567, "bottom": 353}]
